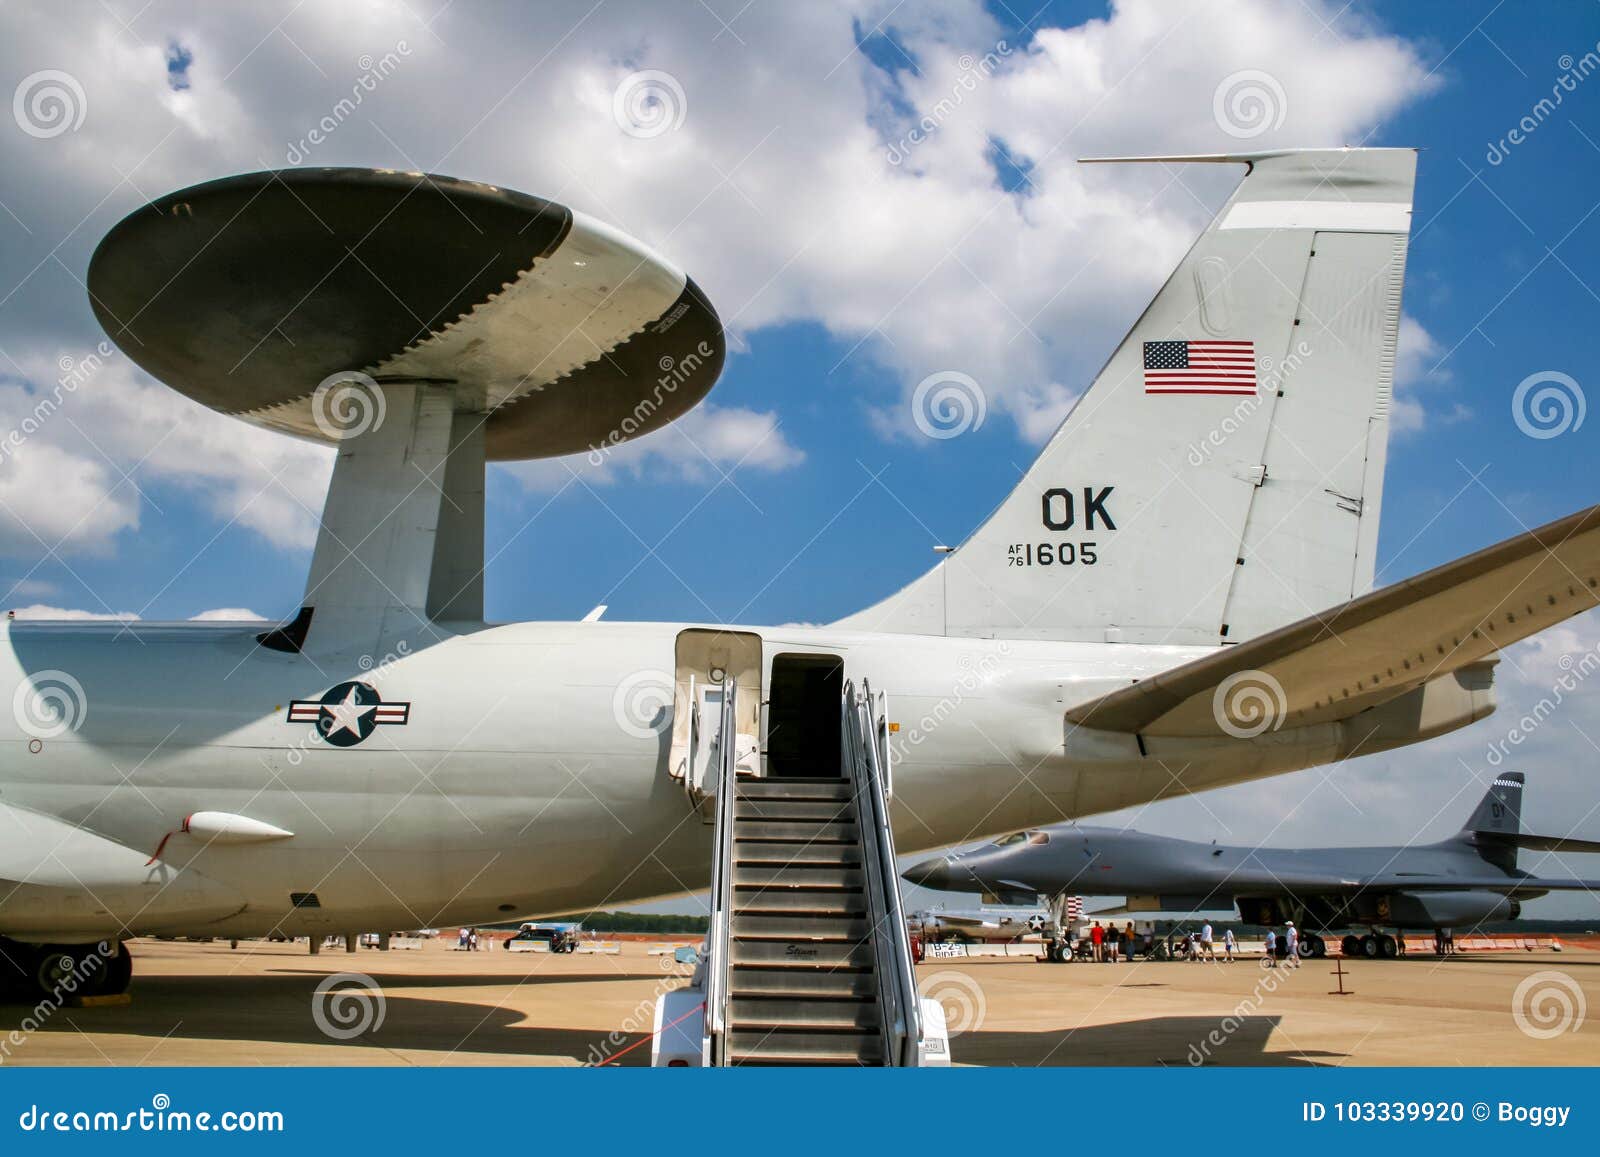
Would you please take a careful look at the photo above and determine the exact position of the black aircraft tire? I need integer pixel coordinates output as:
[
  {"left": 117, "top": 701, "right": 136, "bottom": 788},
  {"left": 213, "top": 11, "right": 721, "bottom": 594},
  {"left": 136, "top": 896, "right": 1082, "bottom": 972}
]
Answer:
[
  {"left": 1360, "top": 935, "right": 1380, "bottom": 959},
  {"left": 1308, "top": 935, "right": 1326, "bottom": 959},
  {"left": 1378, "top": 934, "right": 1399, "bottom": 959},
  {"left": 1341, "top": 935, "right": 1359, "bottom": 957},
  {"left": 102, "top": 943, "right": 133, "bottom": 995}
]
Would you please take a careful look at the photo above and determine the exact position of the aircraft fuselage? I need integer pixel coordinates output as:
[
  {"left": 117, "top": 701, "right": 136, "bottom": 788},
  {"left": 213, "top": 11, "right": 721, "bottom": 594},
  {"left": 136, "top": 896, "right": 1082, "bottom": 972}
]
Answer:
[{"left": 0, "top": 616, "right": 1361, "bottom": 943}]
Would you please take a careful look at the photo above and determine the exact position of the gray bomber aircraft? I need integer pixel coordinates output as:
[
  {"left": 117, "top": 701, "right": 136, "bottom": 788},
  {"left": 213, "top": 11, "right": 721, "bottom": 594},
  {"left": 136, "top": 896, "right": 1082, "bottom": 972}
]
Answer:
[
  {"left": 7, "top": 149, "right": 1600, "bottom": 999},
  {"left": 904, "top": 773, "right": 1600, "bottom": 958}
]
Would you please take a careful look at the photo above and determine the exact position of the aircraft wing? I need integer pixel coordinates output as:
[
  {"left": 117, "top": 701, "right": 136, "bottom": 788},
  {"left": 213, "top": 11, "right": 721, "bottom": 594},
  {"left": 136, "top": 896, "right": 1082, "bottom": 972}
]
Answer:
[
  {"left": 1065, "top": 504, "right": 1600, "bottom": 737},
  {"left": 1245, "top": 875, "right": 1600, "bottom": 896}
]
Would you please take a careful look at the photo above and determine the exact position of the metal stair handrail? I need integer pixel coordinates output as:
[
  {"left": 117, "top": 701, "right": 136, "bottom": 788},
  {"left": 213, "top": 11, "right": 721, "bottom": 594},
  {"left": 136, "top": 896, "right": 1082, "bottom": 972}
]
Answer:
[
  {"left": 843, "top": 677, "right": 923, "bottom": 1066},
  {"left": 703, "top": 676, "right": 739, "bottom": 1065}
]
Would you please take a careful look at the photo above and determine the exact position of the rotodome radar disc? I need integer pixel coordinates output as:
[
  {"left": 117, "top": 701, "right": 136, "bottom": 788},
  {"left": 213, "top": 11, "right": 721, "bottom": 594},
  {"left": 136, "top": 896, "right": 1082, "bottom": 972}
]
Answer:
[{"left": 87, "top": 168, "right": 725, "bottom": 459}]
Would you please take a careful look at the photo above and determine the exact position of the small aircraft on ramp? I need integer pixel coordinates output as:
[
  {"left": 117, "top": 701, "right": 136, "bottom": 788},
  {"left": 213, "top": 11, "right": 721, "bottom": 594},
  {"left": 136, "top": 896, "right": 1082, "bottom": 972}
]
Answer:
[
  {"left": 6, "top": 149, "right": 1600, "bottom": 999},
  {"left": 903, "top": 773, "right": 1600, "bottom": 958}
]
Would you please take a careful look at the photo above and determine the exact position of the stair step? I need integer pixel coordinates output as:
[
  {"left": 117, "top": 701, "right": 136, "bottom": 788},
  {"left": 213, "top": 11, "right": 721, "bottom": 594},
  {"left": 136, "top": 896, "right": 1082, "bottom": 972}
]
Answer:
[
  {"left": 731, "top": 965, "right": 878, "bottom": 998},
  {"left": 735, "top": 840, "right": 861, "bottom": 867},
  {"left": 729, "top": 997, "right": 881, "bottom": 1031},
  {"left": 738, "top": 779, "right": 854, "bottom": 802},
  {"left": 735, "top": 799, "right": 856, "bottom": 822},
  {"left": 733, "top": 914, "right": 872, "bottom": 940},
  {"left": 735, "top": 889, "right": 867, "bottom": 916},
  {"left": 733, "top": 820, "right": 858, "bottom": 842},
  {"left": 735, "top": 865, "right": 864, "bottom": 890},
  {"left": 731, "top": 938, "right": 875, "bottom": 968},
  {"left": 728, "top": 1028, "right": 884, "bottom": 1065}
]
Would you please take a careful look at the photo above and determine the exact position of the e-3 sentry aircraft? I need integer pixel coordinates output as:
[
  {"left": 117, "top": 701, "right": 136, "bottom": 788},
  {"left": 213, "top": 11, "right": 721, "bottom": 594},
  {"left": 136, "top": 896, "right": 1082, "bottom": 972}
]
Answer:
[
  {"left": 904, "top": 773, "right": 1600, "bottom": 960},
  {"left": 5, "top": 149, "right": 1599, "bottom": 998}
]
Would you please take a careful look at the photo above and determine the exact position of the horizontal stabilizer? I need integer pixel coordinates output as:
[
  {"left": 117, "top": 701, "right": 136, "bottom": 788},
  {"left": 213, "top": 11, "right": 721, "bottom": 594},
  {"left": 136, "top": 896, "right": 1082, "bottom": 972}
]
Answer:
[
  {"left": 1065, "top": 504, "right": 1600, "bottom": 736},
  {"left": 1503, "top": 834, "right": 1600, "bottom": 855}
]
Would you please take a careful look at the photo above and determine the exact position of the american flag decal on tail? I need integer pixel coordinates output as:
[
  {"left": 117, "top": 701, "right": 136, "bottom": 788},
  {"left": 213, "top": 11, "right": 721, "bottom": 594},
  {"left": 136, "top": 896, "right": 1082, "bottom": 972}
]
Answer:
[{"left": 1143, "top": 339, "right": 1257, "bottom": 395}]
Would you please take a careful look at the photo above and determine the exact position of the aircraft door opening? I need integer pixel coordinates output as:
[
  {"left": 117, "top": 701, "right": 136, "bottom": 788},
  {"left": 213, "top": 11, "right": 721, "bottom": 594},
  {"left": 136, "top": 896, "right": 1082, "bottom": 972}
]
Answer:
[
  {"left": 669, "top": 630, "right": 762, "bottom": 793},
  {"left": 765, "top": 653, "right": 844, "bottom": 778}
]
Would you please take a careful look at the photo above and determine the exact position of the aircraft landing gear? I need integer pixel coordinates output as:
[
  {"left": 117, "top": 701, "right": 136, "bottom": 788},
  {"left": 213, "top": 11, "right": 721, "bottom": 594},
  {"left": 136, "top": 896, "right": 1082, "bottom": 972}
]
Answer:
[
  {"left": 1351, "top": 932, "right": 1398, "bottom": 959},
  {"left": 0, "top": 938, "right": 129, "bottom": 1002}
]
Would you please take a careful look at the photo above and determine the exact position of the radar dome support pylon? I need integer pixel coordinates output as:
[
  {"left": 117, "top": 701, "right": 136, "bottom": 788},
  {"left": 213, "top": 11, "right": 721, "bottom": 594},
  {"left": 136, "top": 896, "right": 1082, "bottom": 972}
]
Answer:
[{"left": 86, "top": 168, "right": 727, "bottom": 653}]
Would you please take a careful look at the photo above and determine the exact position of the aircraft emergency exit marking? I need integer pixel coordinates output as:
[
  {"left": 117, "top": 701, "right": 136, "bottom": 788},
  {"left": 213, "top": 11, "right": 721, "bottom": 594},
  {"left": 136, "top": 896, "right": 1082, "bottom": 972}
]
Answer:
[{"left": 286, "top": 681, "right": 410, "bottom": 747}]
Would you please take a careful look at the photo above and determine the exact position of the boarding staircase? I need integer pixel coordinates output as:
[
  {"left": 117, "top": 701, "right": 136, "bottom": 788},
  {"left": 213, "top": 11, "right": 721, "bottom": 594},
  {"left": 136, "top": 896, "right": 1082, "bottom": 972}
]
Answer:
[{"left": 697, "top": 677, "right": 926, "bottom": 1066}]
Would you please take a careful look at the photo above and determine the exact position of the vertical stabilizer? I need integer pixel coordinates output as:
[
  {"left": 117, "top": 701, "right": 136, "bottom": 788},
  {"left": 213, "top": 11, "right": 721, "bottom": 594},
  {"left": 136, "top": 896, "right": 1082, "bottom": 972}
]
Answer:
[
  {"left": 838, "top": 148, "right": 1416, "bottom": 645},
  {"left": 1462, "top": 772, "right": 1524, "bottom": 872}
]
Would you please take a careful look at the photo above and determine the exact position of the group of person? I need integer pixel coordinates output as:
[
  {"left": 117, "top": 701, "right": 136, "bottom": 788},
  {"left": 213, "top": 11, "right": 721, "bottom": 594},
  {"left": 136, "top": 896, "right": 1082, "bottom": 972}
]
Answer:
[
  {"left": 1081, "top": 920, "right": 1307, "bottom": 965},
  {"left": 1177, "top": 922, "right": 1238, "bottom": 962},
  {"left": 457, "top": 927, "right": 481, "bottom": 951},
  {"left": 1085, "top": 920, "right": 1144, "bottom": 961},
  {"left": 1261, "top": 921, "right": 1300, "bottom": 967}
]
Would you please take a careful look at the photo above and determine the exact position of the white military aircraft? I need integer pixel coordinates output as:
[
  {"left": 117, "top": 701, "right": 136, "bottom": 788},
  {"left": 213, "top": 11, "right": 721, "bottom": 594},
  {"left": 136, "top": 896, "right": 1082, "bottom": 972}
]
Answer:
[{"left": 5, "top": 149, "right": 1598, "bottom": 998}]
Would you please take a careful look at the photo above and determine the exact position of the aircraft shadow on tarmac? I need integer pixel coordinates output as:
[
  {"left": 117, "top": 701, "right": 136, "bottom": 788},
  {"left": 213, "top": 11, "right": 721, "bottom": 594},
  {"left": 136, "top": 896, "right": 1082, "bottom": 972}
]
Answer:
[
  {"left": 9, "top": 975, "right": 1335, "bottom": 1067},
  {"left": 5, "top": 971, "right": 678, "bottom": 1067},
  {"left": 955, "top": 1015, "right": 1344, "bottom": 1067}
]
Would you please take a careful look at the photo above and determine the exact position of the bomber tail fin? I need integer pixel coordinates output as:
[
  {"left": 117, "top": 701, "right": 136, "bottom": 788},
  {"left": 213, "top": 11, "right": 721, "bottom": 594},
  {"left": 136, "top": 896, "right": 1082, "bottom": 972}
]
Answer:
[{"left": 1462, "top": 773, "right": 1524, "bottom": 872}]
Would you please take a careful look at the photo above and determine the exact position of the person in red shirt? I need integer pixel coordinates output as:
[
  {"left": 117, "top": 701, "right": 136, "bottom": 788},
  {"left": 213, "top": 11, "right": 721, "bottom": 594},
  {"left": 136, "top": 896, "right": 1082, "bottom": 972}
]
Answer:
[{"left": 1090, "top": 921, "right": 1104, "bottom": 962}]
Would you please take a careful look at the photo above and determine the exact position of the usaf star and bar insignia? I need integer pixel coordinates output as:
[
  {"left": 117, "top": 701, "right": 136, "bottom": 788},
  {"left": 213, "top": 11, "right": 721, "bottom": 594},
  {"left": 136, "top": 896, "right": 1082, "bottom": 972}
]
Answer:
[{"left": 286, "top": 680, "right": 411, "bottom": 747}]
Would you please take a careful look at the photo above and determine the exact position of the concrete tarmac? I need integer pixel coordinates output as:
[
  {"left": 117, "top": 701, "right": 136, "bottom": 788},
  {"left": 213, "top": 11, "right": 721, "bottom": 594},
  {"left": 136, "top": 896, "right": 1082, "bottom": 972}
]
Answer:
[{"left": 2, "top": 938, "right": 1596, "bottom": 1066}]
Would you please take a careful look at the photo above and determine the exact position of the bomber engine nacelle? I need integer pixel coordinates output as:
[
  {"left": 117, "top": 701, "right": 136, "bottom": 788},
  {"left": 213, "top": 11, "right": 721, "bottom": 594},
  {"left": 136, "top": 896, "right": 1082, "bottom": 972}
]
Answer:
[{"left": 1384, "top": 891, "right": 1520, "bottom": 927}]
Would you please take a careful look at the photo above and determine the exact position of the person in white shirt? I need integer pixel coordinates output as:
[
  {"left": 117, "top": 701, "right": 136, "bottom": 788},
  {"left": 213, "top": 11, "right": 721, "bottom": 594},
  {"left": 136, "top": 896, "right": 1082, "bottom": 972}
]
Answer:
[
  {"left": 1285, "top": 921, "right": 1299, "bottom": 966},
  {"left": 1223, "top": 927, "right": 1236, "bottom": 962},
  {"left": 1263, "top": 928, "right": 1277, "bottom": 967},
  {"left": 1200, "top": 922, "right": 1216, "bottom": 960}
]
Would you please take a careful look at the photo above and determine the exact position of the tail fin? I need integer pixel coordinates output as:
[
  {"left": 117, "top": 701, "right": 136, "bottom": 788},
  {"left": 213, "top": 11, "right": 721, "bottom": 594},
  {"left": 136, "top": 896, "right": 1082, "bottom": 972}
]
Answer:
[
  {"left": 839, "top": 148, "right": 1417, "bottom": 644},
  {"left": 1462, "top": 772, "right": 1524, "bottom": 872}
]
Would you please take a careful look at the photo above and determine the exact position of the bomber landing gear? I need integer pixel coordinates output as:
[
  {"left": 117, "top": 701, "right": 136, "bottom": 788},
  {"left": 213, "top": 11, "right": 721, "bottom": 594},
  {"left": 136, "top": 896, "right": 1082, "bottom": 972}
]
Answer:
[{"left": 1351, "top": 933, "right": 1398, "bottom": 960}]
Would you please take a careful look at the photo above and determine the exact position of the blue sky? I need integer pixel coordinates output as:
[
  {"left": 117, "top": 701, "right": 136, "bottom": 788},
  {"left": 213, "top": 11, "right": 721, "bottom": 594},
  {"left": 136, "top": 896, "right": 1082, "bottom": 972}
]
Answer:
[{"left": 3, "top": 1, "right": 1600, "bottom": 913}]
